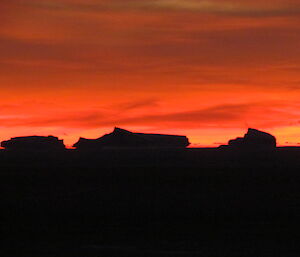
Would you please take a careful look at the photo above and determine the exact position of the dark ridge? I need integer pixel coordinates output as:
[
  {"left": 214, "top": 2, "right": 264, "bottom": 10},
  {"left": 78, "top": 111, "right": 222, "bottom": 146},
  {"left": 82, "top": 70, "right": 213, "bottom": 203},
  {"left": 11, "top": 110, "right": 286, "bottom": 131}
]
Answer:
[
  {"left": 1, "top": 135, "right": 65, "bottom": 150},
  {"left": 73, "top": 127, "right": 190, "bottom": 149},
  {"left": 2, "top": 146, "right": 300, "bottom": 256},
  {"left": 2, "top": 128, "right": 300, "bottom": 256},
  {"left": 220, "top": 128, "right": 276, "bottom": 150}
]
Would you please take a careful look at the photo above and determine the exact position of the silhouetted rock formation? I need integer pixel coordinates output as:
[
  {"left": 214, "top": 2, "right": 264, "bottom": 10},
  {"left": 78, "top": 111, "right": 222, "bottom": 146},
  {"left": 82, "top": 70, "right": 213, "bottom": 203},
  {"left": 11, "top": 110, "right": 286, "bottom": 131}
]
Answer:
[
  {"left": 1, "top": 136, "right": 65, "bottom": 150},
  {"left": 227, "top": 128, "right": 276, "bottom": 149},
  {"left": 73, "top": 127, "right": 190, "bottom": 149}
]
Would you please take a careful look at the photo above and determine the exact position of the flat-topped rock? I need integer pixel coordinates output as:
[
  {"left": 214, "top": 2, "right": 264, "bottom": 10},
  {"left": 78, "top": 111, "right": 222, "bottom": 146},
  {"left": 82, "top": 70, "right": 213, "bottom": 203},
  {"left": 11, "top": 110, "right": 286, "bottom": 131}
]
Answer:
[
  {"left": 73, "top": 127, "right": 190, "bottom": 149},
  {"left": 1, "top": 136, "right": 65, "bottom": 150},
  {"left": 228, "top": 128, "right": 276, "bottom": 149}
]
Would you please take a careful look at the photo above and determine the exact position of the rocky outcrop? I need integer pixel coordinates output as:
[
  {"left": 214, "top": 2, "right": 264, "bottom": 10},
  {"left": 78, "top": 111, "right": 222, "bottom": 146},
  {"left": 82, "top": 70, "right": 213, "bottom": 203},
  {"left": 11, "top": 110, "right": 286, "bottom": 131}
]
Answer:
[
  {"left": 227, "top": 128, "right": 276, "bottom": 149},
  {"left": 1, "top": 136, "right": 65, "bottom": 150},
  {"left": 73, "top": 127, "right": 190, "bottom": 149}
]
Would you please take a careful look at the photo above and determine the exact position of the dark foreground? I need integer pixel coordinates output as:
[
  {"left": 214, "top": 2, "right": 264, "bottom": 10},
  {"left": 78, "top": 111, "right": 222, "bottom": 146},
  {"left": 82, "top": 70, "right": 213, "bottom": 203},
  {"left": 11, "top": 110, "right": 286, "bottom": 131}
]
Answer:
[{"left": 2, "top": 147, "right": 300, "bottom": 256}]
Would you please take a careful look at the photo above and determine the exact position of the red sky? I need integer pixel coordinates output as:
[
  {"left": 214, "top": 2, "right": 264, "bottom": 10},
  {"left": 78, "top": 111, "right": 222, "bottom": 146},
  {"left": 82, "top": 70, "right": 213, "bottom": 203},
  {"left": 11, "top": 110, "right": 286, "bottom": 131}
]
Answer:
[{"left": 0, "top": 0, "right": 300, "bottom": 147}]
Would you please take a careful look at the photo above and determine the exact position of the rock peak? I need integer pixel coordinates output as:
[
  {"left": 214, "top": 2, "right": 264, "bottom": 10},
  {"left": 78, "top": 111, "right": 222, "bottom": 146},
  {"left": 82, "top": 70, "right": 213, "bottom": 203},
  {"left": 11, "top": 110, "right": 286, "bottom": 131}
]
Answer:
[
  {"left": 113, "top": 127, "right": 133, "bottom": 134},
  {"left": 227, "top": 128, "right": 276, "bottom": 149}
]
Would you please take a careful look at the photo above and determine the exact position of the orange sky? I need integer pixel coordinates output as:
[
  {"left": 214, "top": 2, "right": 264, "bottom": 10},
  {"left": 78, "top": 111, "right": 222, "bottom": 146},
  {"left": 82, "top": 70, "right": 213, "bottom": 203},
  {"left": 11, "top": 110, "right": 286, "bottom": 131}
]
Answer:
[{"left": 0, "top": 0, "right": 300, "bottom": 147}]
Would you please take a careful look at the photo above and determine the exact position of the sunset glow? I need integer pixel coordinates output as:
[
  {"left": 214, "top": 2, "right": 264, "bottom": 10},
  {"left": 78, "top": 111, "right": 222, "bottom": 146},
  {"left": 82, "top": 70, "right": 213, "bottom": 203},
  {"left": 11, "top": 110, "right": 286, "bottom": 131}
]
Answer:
[{"left": 1, "top": 0, "right": 300, "bottom": 147}]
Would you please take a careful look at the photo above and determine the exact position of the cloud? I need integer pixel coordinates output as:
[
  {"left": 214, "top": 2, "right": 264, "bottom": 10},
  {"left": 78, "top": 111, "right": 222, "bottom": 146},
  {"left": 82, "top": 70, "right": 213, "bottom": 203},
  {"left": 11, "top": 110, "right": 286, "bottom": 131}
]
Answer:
[
  {"left": 1, "top": 101, "right": 299, "bottom": 130},
  {"left": 0, "top": 100, "right": 300, "bottom": 146},
  {"left": 14, "top": 0, "right": 300, "bottom": 17},
  {"left": 0, "top": 0, "right": 299, "bottom": 146},
  {"left": 0, "top": 99, "right": 159, "bottom": 128},
  {"left": 109, "top": 101, "right": 300, "bottom": 129},
  {"left": 116, "top": 99, "right": 159, "bottom": 111},
  {"left": 114, "top": 103, "right": 248, "bottom": 126}
]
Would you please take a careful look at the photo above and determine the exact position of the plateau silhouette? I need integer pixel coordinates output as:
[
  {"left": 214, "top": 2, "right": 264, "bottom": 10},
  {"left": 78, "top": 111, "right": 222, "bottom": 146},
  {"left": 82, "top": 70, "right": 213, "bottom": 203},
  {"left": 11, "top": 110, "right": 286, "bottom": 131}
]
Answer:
[
  {"left": 220, "top": 128, "right": 276, "bottom": 150},
  {"left": 2, "top": 127, "right": 300, "bottom": 256},
  {"left": 73, "top": 127, "right": 190, "bottom": 149},
  {"left": 1, "top": 135, "right": 65, "bottom": 150}
]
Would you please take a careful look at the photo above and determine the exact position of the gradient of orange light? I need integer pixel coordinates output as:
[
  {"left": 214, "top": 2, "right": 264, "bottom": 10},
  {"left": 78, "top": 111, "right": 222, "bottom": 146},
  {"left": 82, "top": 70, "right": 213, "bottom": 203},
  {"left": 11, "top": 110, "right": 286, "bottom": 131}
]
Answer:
[{"left": 0, "top": 0, "right": 299, "bottom": 147}]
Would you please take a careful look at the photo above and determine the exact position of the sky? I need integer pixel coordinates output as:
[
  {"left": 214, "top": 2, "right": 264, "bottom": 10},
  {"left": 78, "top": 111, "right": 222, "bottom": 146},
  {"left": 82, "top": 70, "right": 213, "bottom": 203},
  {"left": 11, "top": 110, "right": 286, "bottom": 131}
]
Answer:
[{"left": 0, "top": 0, "right": 300, "bottom": 147}]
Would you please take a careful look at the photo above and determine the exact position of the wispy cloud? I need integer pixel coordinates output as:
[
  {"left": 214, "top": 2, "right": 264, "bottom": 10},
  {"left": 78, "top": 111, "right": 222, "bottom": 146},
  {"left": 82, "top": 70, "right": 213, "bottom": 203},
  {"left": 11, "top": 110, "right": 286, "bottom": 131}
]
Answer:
[
  {"left": 16, "top": 0, "right": 300, "bottom": 17},
  {"left": 0, "top": 0, "right": 299, "bottom": 146},
  {"left": 0, "top": 101, "right": 299, "bottom": 130}
]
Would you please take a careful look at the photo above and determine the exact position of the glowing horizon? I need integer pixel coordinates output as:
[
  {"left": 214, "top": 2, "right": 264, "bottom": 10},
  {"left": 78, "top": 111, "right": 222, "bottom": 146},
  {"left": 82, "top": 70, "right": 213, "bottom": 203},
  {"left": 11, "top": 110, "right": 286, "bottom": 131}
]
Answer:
[{"left": 1, "top": 0, "right": 300, "bottom": 147}]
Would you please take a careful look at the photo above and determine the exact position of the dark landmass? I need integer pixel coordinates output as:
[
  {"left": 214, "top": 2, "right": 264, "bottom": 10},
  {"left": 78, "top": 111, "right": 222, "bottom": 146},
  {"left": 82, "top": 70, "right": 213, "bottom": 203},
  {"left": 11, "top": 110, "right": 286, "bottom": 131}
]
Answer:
[
  {"left": 2, "top": 146, "right": 300, "bottom": 257},
  {"left": 73, "top": 127, "right": 190, "bottom": 149},
  {"left": 1, "top": 136, "right": 65, "bottom": 151},
  {"left": 221, "top": 128, "right": 276, "bottom": 149},
  {"left": 1, "top": 128, "right": 300, "bottom": 256}
]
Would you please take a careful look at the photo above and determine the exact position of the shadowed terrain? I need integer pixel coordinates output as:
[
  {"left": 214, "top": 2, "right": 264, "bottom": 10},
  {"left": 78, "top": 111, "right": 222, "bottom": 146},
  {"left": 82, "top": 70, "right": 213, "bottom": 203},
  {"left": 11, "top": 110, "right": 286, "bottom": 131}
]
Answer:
[
  {"left": 2, "top": 145, "right": 300, "bottom": 256},
  {"left": 73, "top": 127, "right": 190, "bottom": 149}
]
